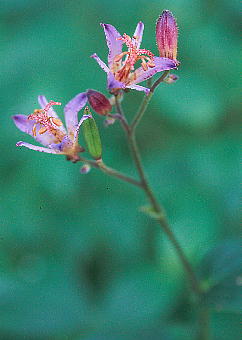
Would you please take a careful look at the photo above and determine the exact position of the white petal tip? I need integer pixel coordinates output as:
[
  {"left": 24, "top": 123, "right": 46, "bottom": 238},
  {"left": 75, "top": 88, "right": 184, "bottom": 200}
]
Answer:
[{"left": 16, "top": 141, "right": 23, "bottom": 147}]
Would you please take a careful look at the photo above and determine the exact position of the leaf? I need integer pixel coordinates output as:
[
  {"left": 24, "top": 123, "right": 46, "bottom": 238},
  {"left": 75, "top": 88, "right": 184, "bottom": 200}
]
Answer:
[{"left": 197, "top": 239, "right": 242, "bottom": 312}]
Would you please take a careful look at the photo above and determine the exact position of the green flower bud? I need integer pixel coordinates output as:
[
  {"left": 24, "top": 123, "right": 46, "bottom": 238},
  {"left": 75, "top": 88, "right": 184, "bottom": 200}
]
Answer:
[{"left": 82, "top": 107, "right": 102, "bottom": 160}]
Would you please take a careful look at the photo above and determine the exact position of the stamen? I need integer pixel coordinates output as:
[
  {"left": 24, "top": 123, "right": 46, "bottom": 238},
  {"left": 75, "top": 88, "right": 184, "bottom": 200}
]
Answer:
[
  {"left": 141, "top": 61, "right": 148, "bottom": 71},
  {"left": 32, "top": 124, "right": 37, "bottom": 137},
  {"left": 115, "top": 33, "right": 155, "bottom": 83},
  {"left": 38, "top": 127, "right": 48, "bottom": 134},
  {"left": 50, "top": 117, "right": 63, "bottom": 127},
  {"left": 28, "top": 100, "right": 64, "bottom": 141},
  {"left": 114, "top": 52, "right": 128, "bottom": 63}
]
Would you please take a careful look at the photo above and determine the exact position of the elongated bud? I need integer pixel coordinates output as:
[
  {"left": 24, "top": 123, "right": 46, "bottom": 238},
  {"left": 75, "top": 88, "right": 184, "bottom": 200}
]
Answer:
[
  {"left": 156, "top": 10, "right": 178, "bottom": 61},
  {"left": 163, "top": 73, "right": 179, "bottom": 84},
  {"left": 87, "top": 89, "right": 112, "bottom": 116},
  {"left": 82, "top": 107, "right": 102, "bottom": 160}
]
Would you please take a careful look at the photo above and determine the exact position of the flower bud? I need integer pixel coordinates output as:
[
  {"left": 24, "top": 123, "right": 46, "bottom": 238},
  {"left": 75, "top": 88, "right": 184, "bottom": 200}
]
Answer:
[
  {"left": 109, "top": 92, "right": 123, "bottom": 106},
  {"left": 80, "top": 163, "right": 91, "bottom": 174},
  {"left": 82, "top": 107, "right": 102, "bottom": 160},
  {"left": 87, "top": 89, "right": 112, "bottom": 116},
  {"left": 156, "top": 10, "right": 178, "bottom": 61},
  {"left": 163, "top": 73, "right": 179, "bottom": 84},
  {"left": 104, "top": 117, "right": 116, "bottom": 127}
]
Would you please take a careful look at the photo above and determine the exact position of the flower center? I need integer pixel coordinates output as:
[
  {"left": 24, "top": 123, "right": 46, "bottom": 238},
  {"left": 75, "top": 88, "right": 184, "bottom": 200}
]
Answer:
[
  {"left": 28, "top": 100, "right": 64, "bottom": 142},
  {"left": 114, "top": 33, "right": 155, "bottom": 83}
]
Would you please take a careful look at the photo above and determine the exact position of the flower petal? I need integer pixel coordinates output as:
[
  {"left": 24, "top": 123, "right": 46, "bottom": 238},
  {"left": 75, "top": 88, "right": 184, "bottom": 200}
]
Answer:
[
  {"left": 64, "top": 92, "right": 88, "bottom": 135},
  {"left": 12, "top": 114, "right": 56, "bottom": 146},
  {"left": 12, "top": 114, "right": 34, "bottom": 134},
  {"left": 49, "top": 135, "right": 73, "bottom": 152},
  {"left": 16, "top": 141, "right": 59, "bottom": 154},
  {"left": 100, "top": 23, "right": 123, "bottom": 67},
  {"left": 126, "top": 84, "right": 150, "bottom": 95},
  {"left": 90, "top": 53, "right": 110, "bottom": 73},
  {"left": 38, "top": 95, "right": 66, "bottom": 134},
  {"left": 107, "top": 72, "right": 126, "bottom": 90},
  {"left": 74, "top": 114, "right": 92, "bottom": 141},
  {"left": 91, "top": 54, "right": 125, "bottom": 91},
  {"left": 133, "top": 21, "right": 144, "bottom": 49},
  {"left": 133, "top": 57, "right": 177, "bottom": 84}
]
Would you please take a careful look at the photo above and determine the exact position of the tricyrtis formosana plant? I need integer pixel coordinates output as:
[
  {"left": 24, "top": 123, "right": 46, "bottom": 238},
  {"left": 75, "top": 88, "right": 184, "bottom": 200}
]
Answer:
[{"left": 12, "top": 10, "right": 212, "bottom": 340}]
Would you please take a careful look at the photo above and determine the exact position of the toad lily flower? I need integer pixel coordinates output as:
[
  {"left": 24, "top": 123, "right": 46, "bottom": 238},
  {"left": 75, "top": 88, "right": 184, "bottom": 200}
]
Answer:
[
  {"left": 12, "top": 93, "right": 91, "bottom": 162},
  {"left": 91, "top": 22, "right": 177, "bottom": 95}
]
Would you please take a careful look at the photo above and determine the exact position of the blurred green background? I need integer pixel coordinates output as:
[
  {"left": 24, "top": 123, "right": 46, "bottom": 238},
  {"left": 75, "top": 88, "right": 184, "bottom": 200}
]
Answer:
[{"left": 1, "top": 0, "right": 241, "bottom": 339}]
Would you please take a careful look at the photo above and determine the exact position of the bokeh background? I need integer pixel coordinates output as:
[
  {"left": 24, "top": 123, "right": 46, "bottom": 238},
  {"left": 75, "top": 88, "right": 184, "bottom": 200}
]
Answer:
[{"left": 1, "top": 0, "right": 241, "bottom": 339}]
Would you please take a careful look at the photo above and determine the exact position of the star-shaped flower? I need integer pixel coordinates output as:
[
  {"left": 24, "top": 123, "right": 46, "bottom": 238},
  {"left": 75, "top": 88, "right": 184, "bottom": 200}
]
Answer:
[
  {"left": 12, "top": 93, "right": 90, "bottom": 162},
  {"left": 91, "top": 22, "right": 177, "bottom": 95}
]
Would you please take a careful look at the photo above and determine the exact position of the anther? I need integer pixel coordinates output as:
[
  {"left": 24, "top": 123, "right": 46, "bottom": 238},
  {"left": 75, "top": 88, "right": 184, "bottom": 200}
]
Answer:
[
  {"left": 38, "top": 127, "right": 48, "bottom": 134},
  {"left": 50, "top": 117, "right": 63, "bottom": 127},
  {"left": 32, "top": 124, "right": 37, "bottom": 136}
]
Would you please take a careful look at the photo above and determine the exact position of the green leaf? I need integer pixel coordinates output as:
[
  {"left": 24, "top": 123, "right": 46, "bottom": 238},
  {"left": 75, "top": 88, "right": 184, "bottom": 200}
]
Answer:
[{"left": 197, "top": 239, "right": 242, "bottom": 312}]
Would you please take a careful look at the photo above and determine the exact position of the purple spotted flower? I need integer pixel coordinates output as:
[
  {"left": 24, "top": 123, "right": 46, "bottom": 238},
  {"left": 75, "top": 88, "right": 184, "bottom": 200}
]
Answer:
[
  {"left": 12, "top": 93, "right": 90, "bottom": 162},
  {"left": 91, "top": 22, "right": 177, "bottom": 95}
]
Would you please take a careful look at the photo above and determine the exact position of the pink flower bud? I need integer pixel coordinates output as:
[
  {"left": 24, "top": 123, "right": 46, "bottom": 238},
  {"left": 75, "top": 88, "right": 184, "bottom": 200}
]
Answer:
[
  {"left": 104, "top": 117, "right": 116, "bottom": 127},
  {"left": 156, "top": 10, "right": 178, "bottom": 61},
  {"left": 87, "top": 89, "right": 112, "bottom": 116},
  {"left": 163, "top": 73, "right": 179, "bottom": 84},
  {"left": 80, "top": 163, "right": 91, "bottom": 174}
]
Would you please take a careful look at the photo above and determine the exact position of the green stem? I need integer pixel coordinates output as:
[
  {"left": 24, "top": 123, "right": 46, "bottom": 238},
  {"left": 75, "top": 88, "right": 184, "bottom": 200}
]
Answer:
[
  {"left": 113, "top": 95, "right": 130, "bottom": 133},
  {"left": 97, "top": 160, "right": 142, "bottom": 188},
  {"left": 113, "top": 76, "right": 201, "bottom": 297},
  {"left": 79, "top": 157, "right": 141, "bottom": 188},
  {"left": 131, "top": 70, "right": 170, "bottom": 131},
  {"left": 130, "top": 92, "right": 153, "bottom": 132},
  {"left": 150, "top": 70, "right": 170, "bottom": 93},
  {"left": 107, "top": 113, "right": 130, "bottom": 133},
  {"left": 127, "top": 132, "right": 201, "bottom": 297},
  {"left": 114, "top": 74, "right": 211, "bottom": 338},
  {"left": 197, "top": 306, "right": 211, "bottom": 340}
]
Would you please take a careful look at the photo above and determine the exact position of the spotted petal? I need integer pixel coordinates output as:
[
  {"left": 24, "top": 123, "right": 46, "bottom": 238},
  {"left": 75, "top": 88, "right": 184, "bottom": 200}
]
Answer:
[
  {"left": 100, "top": 23, "right": 123, "bottom": 68},
  {"left": 16, "top": 141, "right": 59, "bottom": 154},
  {"left": 91, "top": 53, "right": 110, "bottom": 73},
  {"left": 133, "top": 21, "right": 144, "bottom": 49},
  {"left": 48, "top": 135, "right": 73, "bottom": 152},
  {"left": 107, "top": 72, "right": 126, "bottom": 91},
  {"left": 12, "top": 114, "right": 56, "bottom": 146},
  {"left": 126, "top": 84, "right": 150, "bottom": 95},
  {"left": 64, "top": 92, "right": 88, "bottom": 135},
  {"left": 133, "top": 57, "right": 177, "bottom": 84}
]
